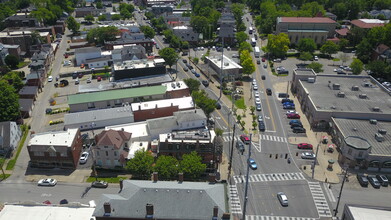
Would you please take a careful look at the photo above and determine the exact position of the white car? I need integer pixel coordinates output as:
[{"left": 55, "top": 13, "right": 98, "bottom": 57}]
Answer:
[
  {"left": 314, "top": 56, "right": 318, "bottom": 61},
  {"left": 301, "top": 152, "right": 316, "bottom": 160},
  {"left": 38, "top": 178, "right": 57, "bottom": 186},
  {"left": 286, "top": 110, "right": 299, "bottom": 115},
  {"left": 252, "top": 79, "right": 257, "bottom": 85},
  {"left": 254, "top": 91, "right": 260, "bottom": 98},
  {"left": 48, "top": 76, "right": 53, "bottom": 82},
  {"left": 277, "top": 192, "right": 288, "bottom": 206},
  {"left": 255, "top": 98, "right": 261, "bottom": 105},
  {"left": 79, "top": 152, "right": 89, "bottom": 164},
  {"left": 253, "top": 85, "right": 258, "bottom": 90}
]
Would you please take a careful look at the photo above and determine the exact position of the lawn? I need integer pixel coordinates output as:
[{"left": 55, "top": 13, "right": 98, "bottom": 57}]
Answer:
[
  {"left": 225, "top": 95, "right": 246, "bottom": 109},
  {"left": 86, "top": 176, "right": 129, "bottom": 183},
  {"left": 16, "top": 61, "right": 30, "bottom": 69},
  {"left": 6, "top": 128, "right": 29, "bottom": 170}
]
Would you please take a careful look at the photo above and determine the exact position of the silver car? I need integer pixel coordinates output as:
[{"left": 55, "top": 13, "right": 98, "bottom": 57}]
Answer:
[
  {"left": 277, "top": 192, "right": 288, "bottom": 206},
  {"left": 301, "top": 152, "right": 316, "bottom": 159}
]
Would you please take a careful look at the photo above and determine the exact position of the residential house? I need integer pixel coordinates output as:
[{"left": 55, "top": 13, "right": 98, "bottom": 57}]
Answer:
[
  {"left": 93, "top": 129, "right": 131, "bottom": 168},
  {"left": 92, "top": 180, "right": 229, "bottom": 220},
  {"left": 325, "top": 12, "right": 337, "bottom": 21},
  {"left": 75, "top": 7, "right": 106, "bottom": 18},
  {"left": 19, "top": 86, "right": 39, "bottom": 100},
  {"left": 276, "top": 17, "right": 337, "bottom": 44},
  {"left": 372, "top": 44, "right": 391, "bottom": 63},
  {"left": 0, "top": 121, "right": 22, "bottom": 157},
  {"left": 120, "top": 31, "right": 145, "bottom": 41},
  {"left": 112, "top": 59, "right": 166, "bottom": 80},
  {"left": 172, "top": 26, "right": 199, "bottom": 44},
  {"left": 335, "top": 28, "right": 349, "bottom": 39},
  {"left": 0, "top": 30, "right": 33, "bottom": 56},
  {"left": 26, "top": 69, "right": 45, "bottom": 88},
  {"left": 27, "top": 128, "right": 83, "bottom": 169},
  {"left": 75, "top": 47, "right": 102, "bottom": 66},
  {"left": 218, "top": 11, "right": 236, "bottom": 45},
  {"left": 111, "top": 44, "right": 147, "bottom": 62},
  {"left": 85, "top": 56, "right": 111, "bottom": 68},
  {"left": 3, "top": 12, "right": 41, "bottom": 28},
  {"left": 3, "top": 44, "right": 21, "bottom": 60},
  {"left": 164, "top": 14, "right": 191, "bottom": 27},
  {"left": 0, "top": 43, "right": 9, "bottom": 65},
  {"left": 31, "top": 50, "right": 51, "bottom": 72},
  {"left": 19, "top": 98, "right": 34, "bottom": 118},
  {"left": 369, "top": 9, "right": 391, "bottom": 20}
]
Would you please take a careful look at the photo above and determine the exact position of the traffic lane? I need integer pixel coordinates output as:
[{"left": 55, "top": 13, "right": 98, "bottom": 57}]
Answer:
[{"left": 239, "top": 181, "right": 318, "bottom": 217}]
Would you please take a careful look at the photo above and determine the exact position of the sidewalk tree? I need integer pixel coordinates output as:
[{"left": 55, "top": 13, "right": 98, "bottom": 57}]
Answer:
[
  {"left": 252, "top": 121, "right": 258, "bottom": 130},
  {"left": 214, "top": 128, "right": 223, "bottom": 136},
  {"left": 84, "top": 14, "right": 94, "bottom": 23},
  {"left": 240, "top": 50, "right": 255, "bottom": 76},
  {"left": 158, "top": 48, "right": 179, "bottom": 69},
  {"left": 153, "top": 156, "right": 179, "bottom": 180},
  {"left": 307, "top": 62, "right": 323, "bottom": 73},
  {"left": 0, "top": 80, "right": 20, "bottom": 122},
  {"left": 67, "top": 16, "right": 80, "bottom": 34},
  {"left": 350, "top": 58, "right": 363, "bottom": 75},
  {"left": 236, "top": 31, "right": 248, "bottom": 45},
  {"left": 140, "top": 26, "right": 155, "bottom": 39},
  {"left": 236, "top": 114, "right": 242, "bottom": 122},
  {"left": 297, "top": 38, "right": 317, "bottom": 53},
  {"left": 98, "top": 14, "right": 106, "bottom": 21},
  {"left": 266, "top": 33, "right": 290, "bottom": 58},
  {"left": 183, "top": 78, "right": 200, "bottom": 94},
  {"left": 125, "top": 149, "right": 154, "bottom": 179},
  {"left": 320, "top": 41, "right": 339, "bottom": 58},
  {"left": 299, "top": 52, "right": 313, "bottom": 63},
  {"left": 179, "top": 151, "right": 206, "bottom": 180},
  {"left": 191, "top": 90, "right": 216, "bottom": 117},
  {"left": 250, "top": 106, "right": 255, "bottom": 115},
  {"left": 239, "top": 42, "right": 253, "bottom": 53},
  {"left": 4, "top": 55, "right": 19, "bottom": 69}
]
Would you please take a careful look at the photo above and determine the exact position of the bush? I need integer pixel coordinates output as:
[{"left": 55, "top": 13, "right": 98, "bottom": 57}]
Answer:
[{"left": 49, "top": 120, "right": 64, "bottom": 125}]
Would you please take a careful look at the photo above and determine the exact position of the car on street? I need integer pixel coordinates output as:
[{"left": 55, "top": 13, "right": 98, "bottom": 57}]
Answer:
[
  {"left": 236, "top": 140, "right": 245, "bottom": 154},
  {"left": 215, "top": 102, "right": 221, "bottom": 109},
  {"left": 286, "top": 110, "right": 298, "bottom": 115},
  {"left": 191, "top": 69, "right": 196, "bottom": 74},
  {"left": 48, "top": 76, "right": 53, "bottom": 82},
  {"left": 282, "top": 101, "right": 294, "bottom": 106},
  {"left": 258, "top": 115, "right": 263, "bottom": 122},
  {"left": 263, "top": 64, "right": 267, "bottom": 68},
  {"left": 202, "top": 80, "right": 209, "bottom": 87},
  {"left": 255, "top": 98, "right": 261, "bottom": 105},
  {"left": 287, "top": 113, "right": 300, "bottom": 119},
  {"left": 253, "top": 85, "right": 258, "bottom": 90},
  {"left": 257, "top": 59, "right": 261, "bottom": 64},
  {"left": 183, "top": 67, "right": 188, "bottom": 72},
  {"left": 266, "top": 88, "right": 272, "bottom": 95},
  {"left": 368, "top": 175, "right": 381, "bottom": 188},
  {"left": 256, "top": 104, "right": 262, "bottom": 111},
  {"left": 248, "top": 158, "right": 257, "bottom": 169},
  {"left": 97, "top": 76, "right": 102, "bottom": 81},
  {"left": 261, "top": 75, "right": 266, "bottom": 80},
  {"left": 262, "top": 58, "right": 266, "bottom": 62},
  {"left": 357, "top": 174, "right": 369, "bottom": 187},
  {"left": 301, "top": 152, "right": 316, "bottom": 159},
  {"left": 314, "top": 56, "right": 318, "bottom": 61},
  {"left": 290, "top": 123, "right": 303, "bottom": 128},
  {"left": 38, "top": 178, "right": 57, "bottom": 186},
  {"left": 376, "top": 175, "right": 389, "bottom": 186},
  {"left": 240, "top": 135, "right": 250, "bottom": 144},
  {"left": 258, "top": 121, "right": 265, "bottom": 131},
  {"left": 254, "top": 91, "right": 260, "bottom": 98},
  {"left": 79, "top": 152, "right": 89, "bottom": 164},
  {"left": 87, "top": 78, "right": 91, "bottom": 83},
  {"left": 252, "top": 79, "right": 257, "bottom": 85},
  {"left": 283, "top": 104, "right": 295, "bottom": 109},
  {"left": 281, "top": 98, "right": 293, "bottom": 104},
  {"left": 298, "top": 143, "right": 313, "bottom": 149},
  {"left": 75, "top": 78, "right": 79, "bottom": 85},
  {"left": 289, "top": 120, "right": 301, "bottom": 125},
  {"left": 182, "top": 52, "right": 188, "bottom": 56},
  {"left": 277, "top": 192, "right": 288, "bottom": 206},
  {"left": 292, "top": 127, "right": 306, "bottom": 133},
  {"left": 195, "top": 73, "right": 200, "bottom": 77},
  {"left": 182, "top": 59, "right": 187, "bottom": 63},
  {"left": 91, "top": 180, "right": 108, "bottom": 188}
]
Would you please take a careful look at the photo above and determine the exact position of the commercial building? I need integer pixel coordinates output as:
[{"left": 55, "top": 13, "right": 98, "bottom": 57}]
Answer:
[
  {"left": 276, "top": 17, "right": 337, "bottom": 44},
  {"left": 75, "top": 7, "right": 106, "bottom": 18},
  {"left": 27, "top": 128, "right": 83, "bottom": 169},
  {"left": 112, "top": 59, "right": 166, "bottom": 80},
  {"left": 75, "top": 47, "right": 102, "bottom": 66},
  {"left": 291, "top": 70, "right": 391, "bottom": 129},
  {"left": 205, "top": 55, "right": 243, "bottom": 80},
  {"left": 105, "top": 38, "right": 154, "bottom": 53},
  {"left": 350, "top": 19, "right": 388, "bottom": 29},
  {"left": 3, "top": 12, "right": 41, "bottom": 28},
  {"left": 0, "top": 30, "right": 33, "bottom": 56},
  {"left": 341, "top": 204, "right": 391, "bottom": 220},
  {"left": 218, "top": 11, "right": 236, "bottom": 45}
]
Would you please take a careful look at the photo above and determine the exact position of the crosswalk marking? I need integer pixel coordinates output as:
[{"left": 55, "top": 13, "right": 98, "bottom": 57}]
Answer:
[
  {"left": 260, "top": 134, "right": 288, "bottom": 143},
  {"left": 229, "top": 184, "right": 242, "bottom": 214},
  {"left": 308, "top": 182, "right": 332, "bottom": 217},
  {"left": 246, "top": 215, "right": 317, "bottom": 220},
  {"left": 233, "top": 172, "right": 305, "bottom": 184}
]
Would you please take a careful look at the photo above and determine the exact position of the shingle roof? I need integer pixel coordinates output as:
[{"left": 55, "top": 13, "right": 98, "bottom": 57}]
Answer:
[
  {"left": 174, "top": 109, "right": 206, "bottom": 123},
  {"left": 93, "top": 180, "right": 226, "bottom": 219},
  {"left": 67, "top": 85, "right": 166, "bottom": 105},
  {"left": 18, "top": 86, "right": 38, "bottom": 96},
  {"left": 75, "top": 47, "right": 101, "bottom": 54},
  {"left": 279, "top": 17, "right": 336, "bottom": 23},
  {"left": 335, "top": 28, "right": 349, "bottom": 36},
  {"left": 95, "top": 129, "right": 131, "bottom": 149}
]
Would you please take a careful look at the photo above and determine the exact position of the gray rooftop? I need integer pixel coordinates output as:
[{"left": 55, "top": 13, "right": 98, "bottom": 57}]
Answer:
[
  {"left": 19, "top": 86, "right": 38, "bottom": 96},
  {"left": 93, "top": 180, "right": 226, "bottom": 219},
  {"left": 174, "top": 109, "right": 206, "bottom": 123},
  {"left": 295, "top": 68, "right": 316, "bottom": 75},
  {"left": 75, "top": 47, "right": 101, "bottom": 54},
  {"left": 300, "top": 75, "right": 391, "bottom": 114},
  {"left": 147, "top": 116, "right": 177, "bottom": 130},
  {"left": 334, "top": 118, "right": 391, "bottom": 155}
]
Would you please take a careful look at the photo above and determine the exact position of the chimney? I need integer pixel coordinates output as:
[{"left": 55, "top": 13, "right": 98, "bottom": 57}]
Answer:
[
  {"left": 212, "top": 206, "right": 219, "bottom": 219},
  {"left": 152, "top": 172, "right": 158, "bottom": 182},
  {"left": 208, "top": 173, "right": 216, "bottom": 183},
  {"left": 138, "top": 104, "right": 141, "bottom": 110},
  {"left": 103, "top": 202, "right": 111, "bottom": 216},
  {"left": 178, "top": 173, "right": 184, "bottom": 183},
  {"left": 146, "top": 204, "right": 154, "bottom": 218}
]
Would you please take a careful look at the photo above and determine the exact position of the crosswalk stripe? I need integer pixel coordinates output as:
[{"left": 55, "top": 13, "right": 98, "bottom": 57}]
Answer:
[
  {"left": 307, "top": 182, "right": 332, "bottom": 217},
  {"left": 233, "top": 172, "right": 306, "bottom": 184},
  {"left": 246, "top": 216, "right": 318, "bottom": 220}
]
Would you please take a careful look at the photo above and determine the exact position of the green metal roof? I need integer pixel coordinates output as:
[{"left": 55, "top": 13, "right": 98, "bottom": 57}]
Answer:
[{"left": 68, "top": 85, "right": 166, "bottom": 105}]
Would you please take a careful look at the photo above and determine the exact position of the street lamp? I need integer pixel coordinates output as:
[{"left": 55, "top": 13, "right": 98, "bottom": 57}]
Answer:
[{"left": 334, "top": 166, "right": 349, "bottom": 217}]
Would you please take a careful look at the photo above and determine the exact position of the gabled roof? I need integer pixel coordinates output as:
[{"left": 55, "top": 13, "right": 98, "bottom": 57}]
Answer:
[
  {"left": 350, "top": 19, "right": 386, "bottom": 29},
  {"left": 95, "top": 129, "right": 131, "bottom": 149},
  {"left": 335, "top": 28, "right": 349, "bottom": 36},
  {"left": 375, "top": 44, "right": 390, "bottom": 54}
]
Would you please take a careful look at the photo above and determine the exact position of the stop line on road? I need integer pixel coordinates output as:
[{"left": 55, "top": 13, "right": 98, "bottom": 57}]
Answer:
[{"left": 233, "top": 172, "right": 305, "bottom": 184}]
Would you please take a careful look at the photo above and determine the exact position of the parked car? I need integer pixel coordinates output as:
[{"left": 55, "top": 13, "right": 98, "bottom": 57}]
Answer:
[
  {"left": 255, "top": 98, "right": 261, "bottom": 105},
  {"left": 283, "top": 104, "right": 295, "bottom": 109},
  {"left": 253, "top": 85, "right": 258, "bottom": 90},
  {"left": 290, "top": 123, "right": 303, "bottom": 128},
  {"left": 258, "top": 115, "right": 263, "bottom": 122},
  {"left": 182, "top": 52, "right": 188, "bottom": 56},
  {"left": 97, "top": 76, "right": 102, "bottom": 81},
  {"left": 257, "top": 60, "right": 261, "bottom": 64},
  {"left": 256, "top": 104, "right": 262, "bottom": 111},
  {"left": 368, "top": 175, "right": 381, "bottom": 188},
  {"left": 191, "top": 69, "right": 196, "bottom": 74},
  {"left": 215, "top": 102, "right": 221, "bottom": 109},
  {"left": 301, "top": 152, "right": 316, "bottom": 159},
  {"left": 286, "top": 110, "right": 298, "bottom": 115},
  {"left": 287, "top": 113, "right": 300, "bottom": 119},
  {"left": 38, "top": 178, "right": 57, "bottom": 186},
  {"left": 258, "top": 121, "right": 265, "bottom": 131},
  {"left": 236, "top": 140, "right": 245, "bottom": 154},
  {"left": 298, "top": 143, "right": 313, "bottom": 149},
  {"left": 261, "top": 75, "right": 266, "bottom": 80},
  {"left": 202, "top": 80, "right": 209, "bottom": 87},
  {"left": 282, "top": 102, "right": 294, "bottom": 106},
  {"left": 79, "top": 152, "right": 89, "bottom": 164},
  {"left": 266, "top": 88, "right": 272, "bottom": 95},
  {"left": 240, "top": 135, "right": 250, "bottom": 144},
  {"left": 195, "top": 73, "right": 200, "bottom": 77},
  {"left": 262, "top": 58, "right": 266, "bottom": 62},
  {"left": 277, "top": 192, "right": 288, "bottom": 206},
  {"left": 48, "top": 76, "right": 53, "bottom": 82},
  {"left": 281, "top": 98, "right": 293, "bottom": 104},
  {"left": 292, "top": 127, "right": 306, "bottom": 133},
  {"left": 248, "top": 158, "right": 257, "bottom": 169},
  {"left": 263, "top": 64, "right": 267, "bottom": 68},
  {"left": 91, "top": 180, "right": 108, "bottom": 188},
  {"left": 289, "top": 120, "right": 301, "bottom": 125},
  {"left": 183, "top": 67, "right": 189, "bottom": 72},
  {"left": 254, "top": 91, "right": 260, "bottom": 98},
  {"left": 314, "top": 56, "right": 318, "bottom": 61},
  {"left": 376, "top": 175, "right": 389, "bottom": 186},
  {"left": 87, "top": 78, "right": 91, "bottom": 83},
  {"left": 75, "top": 78, "right": 79, "bottom": 85},
  {"left": 357, "top": 174, "right": 369, "bottom": 187}
]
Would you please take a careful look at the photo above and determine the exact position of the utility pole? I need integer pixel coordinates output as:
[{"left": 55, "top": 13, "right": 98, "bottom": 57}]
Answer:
[
  {"left": 242, "top": 134, "right": 252, "bottom": 219},
  {"left": 312, "top": 142, "right": 320, "bottom": 179},
  {"left": 227, "top": 124, "right": 236, "bottom": 183},
  {"left": 334, "top": 167, "right": 348, "bottom": 217}
]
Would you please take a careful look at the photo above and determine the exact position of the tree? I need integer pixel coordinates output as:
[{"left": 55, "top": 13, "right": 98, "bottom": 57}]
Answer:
[
  {"left": 338, "top": 38, "right": 349, "bottom": 51},
  {"left": 31, "top": 7, "right": 57, "bottom": 25},
  {"left": 307, "top": 62, "right": 323, "bottom": 73},
  {"left": 154, "top": 156, "right": 179, "bottom": 180},
  {"left": 179, "top": 151, "right": 206, "bottom": 180},
  {"left": 87, "top": 26, "right": 119, "bottom": 45},
  {"left": 214, "top": 128, "right": 223, "bottom": 136},
  {"left": 125, "top": 149, "right": 154, "bottom": 179},
  {"left": 158, "top": 48, "right": 179, "bottom": 68},
  {"left": 183, "top": 78, "right": 200, "bottom": 94},
  {"left": 120, "top": 8, "right": 132, "bottom": 19},
  {"left": 250, "top": 106, "right": 255, "bottom": 115},
  {"left": 181, "top": 41, "right": 189, "bottom": 50},
  {"left": 266, "top": 33, "right": 290, "bottom": 58},
  {"left": 111, "top": 14, "right": 121, "bottom": 20},
  {"left": 0, "top": 80, "right": 20, "bottom": 122},
  {"left": 3, "top": 71, "right": 23, "bottom": 92},
  {"left": 299, "top": 52, "right": 313, "bottom": 63},
  {"left": 297, "top": 38, "right": 317, "bottom": 53},
  {"left": 84, "top": 14, "right": 94, "bottom": 23},
  {"left": 4, "top": 55, "right": 19, "bottom": 69},
  {"left": 191, "top": 90, "right": 216, "bottom": 117},
  {"left": 235, "top": 31, "right": 248, "bottom": 44},
  {"left": 365, "top": 60, "right": 389, "bottom": 77},
  {"left": 96, "top": 0, "right": 103, "bottom": 9},
  {"left": 140, "top": 26, "right": 155, "bottom": 39},
  {"left": 190, "top": 15, "right": 208, "bottom": 34},
  {"left": 67, "top": 16, "right": 80, "bottom": 34},
  {"left": 252, "top": 121, "right": 258, "bottom": 130},
  {"left": 356, "top": 38, "right": 373, "bottom": 63},
  {"left": 98, "top": 14, "right": 106, "bottom": 21},
  {"left": 239, "top": 42, "right": 253, "bottom": 53},
  {"left": 320, "top": 41, "right": 339, "bottom": 58},
  {"left": 240, "top": 50, "right": 255, "bottom": 76},
  {"left": 350, "top": 58, "right": 363, "bottom": 75}
]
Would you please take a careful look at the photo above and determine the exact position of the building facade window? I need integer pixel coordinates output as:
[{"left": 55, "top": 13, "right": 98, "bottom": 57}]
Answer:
[
  {"left": 358, "top": 151, "right": 363, "bottom": 158},
  {"left": 87, "top": 102, "right": 95, "bottom": 109},
  {"left": 49, "top": 152, "right": 56, "bottom": 157},
  {"left": 105, "top": 151, "right": 109, "bottom": 156},
  {"left": 34, "top": 151, "right": 44, "bottom": 156}
]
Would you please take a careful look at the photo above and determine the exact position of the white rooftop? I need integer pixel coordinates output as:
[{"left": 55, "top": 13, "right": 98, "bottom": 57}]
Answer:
[
  {"left": 28, "top": 128, "right": 79, "bottom": 147},
  {"left": 131, "top": 96, "right": 193, "bottom": 111},
  {"left": 106, "top": 122, "right": 149, "bottom": 139},
  {"left": 0, "top": 30, "right": 32, "bottom": 37},
  {"left": 173, "top": 26, "right": 189, "bottom": 30},
  {"left": 0, "top": 204, "right": 95, "bottom": 220},
  {"left": 349, "top": 205, "right": 391, "bottom": 219},
  {"left": 207, "top": 55, "right": 242, "bottom": 70},
  {"left": 159, "top": 129, "right": 216, "bottom": 143},
  {"left": 162, "top": 81, "right": 188, "bottom": 91},
  {"left": 359, "top": 19, "right": 387, "bottom": 24},
  {"left": 128, "top": 141, "right": 149, "bottom": 159},
  {"left": 113, "top": 59, "right": 165, "bottom": 70},
  {"left": 101, "top": 50, "right": 112, "bottom": 56}
]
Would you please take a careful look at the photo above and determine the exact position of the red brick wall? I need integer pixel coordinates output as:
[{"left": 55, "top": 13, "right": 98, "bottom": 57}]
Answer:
[
  {"left": 166, "top": 88, "right": 190, "bottom": 98},
  {"left": 133, "top": 105, "right": 179, "bottom": 122}
]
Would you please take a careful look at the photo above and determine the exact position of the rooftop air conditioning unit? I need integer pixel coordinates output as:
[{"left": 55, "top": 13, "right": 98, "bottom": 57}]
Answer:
[
  {"left": 375, "top": 133, "right": 384, "bottom": 142},
  {"left": 332, "top": 83, "right": 340, "bottom": 90},
  {"left": 308, "top": 78, "right": 315, "bottom": 83},
  {"left": 364, "top": 82, "right": 370, "bottom": 87},
  {"left": 359, "top": 94, "right": 367, "bottom": 99},
  {"left": 337, "top": 92, "right": 345, "bottom": 98},
  {"left": 370, "top": 119, "right": 377, "bottom": 124},
  {"left": 224, "top": 62, "right": 229, "bottom": 66},
  {"left": 378, "top": 129, "right": 387, "bottom": 135},
  {"left": 352, "top": 86, "right": 359, "bottom": 91},
  {"left": 373, "top": 107, "right": 380, "bottom": 112}
]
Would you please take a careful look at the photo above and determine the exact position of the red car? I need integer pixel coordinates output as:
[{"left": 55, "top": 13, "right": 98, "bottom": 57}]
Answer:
[
  {"left": 262, "top": 58, "right": 266, "bottom": 62},
  {"left": 240, "top": 135, "right": 250, "bottom": 145},
  {"left": 287, "top": 113, "right": 300, "bottom": 119},
  {"left": 97, "top": 76, "right": 102, "bottom": 81},
  {"left": 298, "top": 143, "right": 313, "bottom": 149},
  {"left": 64, "top": 53, "right": 68, "bottom": 58}
]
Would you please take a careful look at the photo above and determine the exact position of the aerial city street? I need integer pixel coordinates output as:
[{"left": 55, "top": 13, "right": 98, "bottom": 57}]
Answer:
[{"left": 0, "top": 0, "right": 391, "bottom": 219}]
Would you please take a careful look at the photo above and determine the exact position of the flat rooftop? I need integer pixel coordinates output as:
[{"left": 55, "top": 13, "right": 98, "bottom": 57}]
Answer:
[
  {"left": 333, "top": 118, "right": 391, "bottom": 155},
  {"left": 162, "top": 81, "right": 188, "bottom": 92},
  {"left": 159, "top": 129, "right": 215, "bottom": 143},
  {"left": 207, "top": 55, "right": 242, "bottom": 70},
  {"left": 106, "top": 122, "right": 149, "bottom": 139},
  {"left": 300, "top": 75, "right": 391, "bottom": 114},
  {"left": 128, "top": 141, "right": 149, "bottom": 159},
  {"left": 64, "top": 106, "right": 133, "bottom": 126},
  {"left": 29, "top": 128, "right": 79, "bottom": 147},
  {"left": 131, "top": 96, "right": 193, "bottom": 111},
  {"left": 113, "top": 59, "right": 165, "bottom": 71},
  {"left": 295, "top": 68, "right": 316, "bottom": 75}
]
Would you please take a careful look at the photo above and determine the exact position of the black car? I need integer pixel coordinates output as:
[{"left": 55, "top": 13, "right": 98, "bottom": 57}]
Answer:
[
  {"left": 202, "top": 80, "right": 209, "bottom": 87},
  {"left": 216, "top": 102, "right": 221, "bottom": 109},
  {"left": 357, "top": 174, "right": 369, "bottom": 187},
  {"left": 290, "top": 123, "right": 303, "bottom": 128},
  {"left": 376, "top": 175, "right": 389, "bottom": 186},
  {"left": 266, "top": 88, "right": 272, "bottom": 96},
  {"left": 368, "top": 175, "right": 381, "bottom": 188},
  {"left": 182, "top": 52, "right": 188, "bottom": 56},
  {"left": 254, "top": 34, "right": 258, "bottom": 40},
  {"left": 281, "top": 98, "right": 293, "bottom": 103},
  {"left": 258, "top": 121, "right": 265, "bottom": 131},
  {"left": 188, "top": 65, "right": 194, "bottom": 70},
  {"left": 292, "top": 127, "right": 306, "bottom": 133},
  {"left": 182, "top": 59, "right": 187, "bottom": 63},
  {"left": 257, "top": 60, "right": 261, "bottom": 64},
  {"left": 236, "top": 140, "right": 245, "bottom": 154},
  {"left": 261, "top": 75, "right": 266, "bottom": 80}
]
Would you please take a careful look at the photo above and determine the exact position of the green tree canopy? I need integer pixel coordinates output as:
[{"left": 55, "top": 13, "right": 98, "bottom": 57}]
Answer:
[
  {"left": 67, "top": 16, "right": 80, "bottom": 34},
  {"left": 192, "top": 90, "right": 216, "bottom": 117},
  {"left": 111, "top": 14, "right": 121, "bottom": 20},
  {"left": 235, "top": 32, "right": 248, "bottom": 45},
  {"left": 87, "top": 26, "right": 119, "bottom": 45},
  {"left": 240, "top": 50, "right": 255, "bottom": 75},
  {"left": 190, "top": 15, "right": 209, "bottom": 34},
  {"left": 238, "top": 42, "right": 253, "bottom": 53},
  {"left": 297, "top": 38, "right": 317, "bottom": 53},
  {"left": 365, "top": 60, "right": 390, "bottom": 78},
  {"left": 125, "top": 149, "right": 154, "bottom": 179},
  {"left": 356, "top": 38, "right": 373, "bottom": 63},
  {"left": 320, "top": 41, "right": 339, "bottom": 58},
  {"left": 183, "top": 78, "right": 200, "bottom": 94},
  {"left": 4, "top": 55, "right": 19, "bottom": 69},
  {"left": 299, "top": 52, "right": 313, "bottom": 62},
  {"left": 0, "top": 80, "right": 20, "bottom": 122},
  {"left": 350, "top": 58, "right": 364, "bottom": 75},
  {"left": 2, "top": 71, "right": 23, "bottom": 92},
  {"left": 158, "top": 48, "right": 179, "bottom": 68},
  {"left": 96, "top": 0, "right": 103, "bottom": 9},
  {"left": 153, "top": 156, "right": 179, "bottom": 180},
  {"left": 266, "top": 33, "right": 290, "bottom": 58},
  {"left": 307, "top": 62, "right": 323, "bottom": 73},
  {"left": 140, "top": 26, "right": 155, "bottom": 39},
  {"left": 98, "top": 14, "right": 106, "bottom": 21},
  {"left": 179, "top": 151, "right": 206, "bottom": 180},
  {"left": 84, "top": 14, "right": 94, "bottom": 23}
]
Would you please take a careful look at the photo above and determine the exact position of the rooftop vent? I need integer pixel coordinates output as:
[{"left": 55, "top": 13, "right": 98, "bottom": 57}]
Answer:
[
  {"left": 378, "top": 129, "right": 387, "bottom": 135},
  {"left": 331, "top": 106, "right": 336, "bottom": 109},
  {"left": 224, "top": 62, "right": 229, "bottom": 66},
  {"left": 359, "top": 94, "right": 367, "bottom": 99},
  {"left": 373, "top": 107, "right": 380, "bottom": 112},
  {"left": 332, "top": 83, "right": 340, "bottom": 90},
  {"left": 363, "top": 82, "right": 370, "bottom": 87},
  {"left": 337, "top": 92, "right": 345, "bottom": 98},
  {"left": 353, "top": 127, "right": 358, "bottom": 131},
  {"left": 370, "top": 119, "right": 378, "bottom": 124},
  {"left": 308, "top": 78, "right": 315, "bottom": 83},
  {"left": 375, "top": 133, "right": 384, "bottom": 142},
  {"left": 352, "top": 86, "right": 359, "bottom": 91}
]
